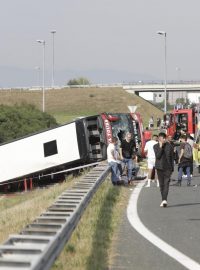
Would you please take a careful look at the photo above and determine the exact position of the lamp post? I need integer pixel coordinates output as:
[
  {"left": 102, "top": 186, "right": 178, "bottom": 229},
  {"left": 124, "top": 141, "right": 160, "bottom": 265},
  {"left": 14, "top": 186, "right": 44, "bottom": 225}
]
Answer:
[
  {"left": 36, "top": 39, "right": 45, "bottom": 112},
  {"left": 51, "top": 30, "right": 56, "bottom": 88},
  {"left": 157, "top": 31, "right": 167, "bottom": 113}
]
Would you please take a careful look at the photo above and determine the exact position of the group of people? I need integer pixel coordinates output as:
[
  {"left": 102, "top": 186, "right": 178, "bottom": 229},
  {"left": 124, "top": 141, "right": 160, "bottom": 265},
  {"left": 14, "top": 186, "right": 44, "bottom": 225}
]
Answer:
[
  {"left": 107, "top": 132, "right": 139, "bottom": 186},
  {"left": 144, "top": 131, "right": 194, "bottom": 207},
  {"left": 107, "top": 127, "right": 195, "bottom": 208}
]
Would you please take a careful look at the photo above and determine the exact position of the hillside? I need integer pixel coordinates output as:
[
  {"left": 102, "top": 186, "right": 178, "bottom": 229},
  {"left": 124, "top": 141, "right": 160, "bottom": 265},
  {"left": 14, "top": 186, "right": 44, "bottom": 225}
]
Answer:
[{"left": 0, "top": 87, "right": 163, "bottom": 126}]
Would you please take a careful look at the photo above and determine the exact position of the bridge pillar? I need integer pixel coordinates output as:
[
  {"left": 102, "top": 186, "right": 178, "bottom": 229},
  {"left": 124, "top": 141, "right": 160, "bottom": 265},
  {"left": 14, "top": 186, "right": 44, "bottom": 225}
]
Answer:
[{"left": 29, "top": 178, "right": 33, "bottom": 190}]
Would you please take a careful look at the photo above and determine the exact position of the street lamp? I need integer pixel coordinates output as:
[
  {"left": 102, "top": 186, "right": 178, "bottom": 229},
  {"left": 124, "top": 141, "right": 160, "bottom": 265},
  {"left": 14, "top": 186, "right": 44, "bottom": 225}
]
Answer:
[
  {"left": 51, "top": 30, "right": 56, "bottom": 88},
  {"left": 36, "top": 39, "right": 45, "bottom": 112},
  {"left": 157, "top": 31, "right": 167, "bottom": 113}
]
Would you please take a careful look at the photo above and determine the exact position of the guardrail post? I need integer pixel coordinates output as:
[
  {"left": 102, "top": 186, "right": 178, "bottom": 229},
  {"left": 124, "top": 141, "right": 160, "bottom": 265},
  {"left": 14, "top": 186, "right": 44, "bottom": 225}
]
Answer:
[
  {"left": 29, "top": 178, "right": 33, "bottom": 190},
  {"left": 24, "top": 178, "right": 27, "bottom": 192}
]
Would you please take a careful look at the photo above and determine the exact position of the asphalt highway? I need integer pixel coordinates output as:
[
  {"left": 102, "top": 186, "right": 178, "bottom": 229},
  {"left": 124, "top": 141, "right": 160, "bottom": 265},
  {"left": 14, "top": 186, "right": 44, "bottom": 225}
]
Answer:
[{"left": 110, "top": 166, "right": 200, "bottom": 270}]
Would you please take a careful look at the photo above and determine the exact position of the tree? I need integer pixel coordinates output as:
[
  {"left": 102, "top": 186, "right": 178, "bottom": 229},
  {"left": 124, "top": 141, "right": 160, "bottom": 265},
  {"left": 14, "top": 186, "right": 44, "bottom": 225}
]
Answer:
[
  {"left": 175, "top": 97, "right": 190, "bottom": 106},
  {"left": 149, "top": 101, "right": 173, "bottom": 112},
  {"left": 67, "top": 77, "right": 90, "bottom": 86},
  {"left": 0, "top": 103, "right": 58, "bottom": 143}
]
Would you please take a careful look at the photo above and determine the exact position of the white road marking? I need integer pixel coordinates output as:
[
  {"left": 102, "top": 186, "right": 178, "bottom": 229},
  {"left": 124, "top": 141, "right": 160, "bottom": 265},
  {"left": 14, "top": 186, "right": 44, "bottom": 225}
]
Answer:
[{"left": 127, "top": 181, "right": 200, "bottom": 270}]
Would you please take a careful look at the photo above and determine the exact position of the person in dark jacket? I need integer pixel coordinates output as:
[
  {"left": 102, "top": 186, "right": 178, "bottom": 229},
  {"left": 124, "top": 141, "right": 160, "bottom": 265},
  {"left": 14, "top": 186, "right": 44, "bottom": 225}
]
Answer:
[
  {"left": 120, "top": 132, "right": 138, "bottom": 185},
  {"left": 154, "top": 132, "right": 174, "bottom": 207},
  {"left": 177, "top": 134, "right": 193, "bottom": 186}
]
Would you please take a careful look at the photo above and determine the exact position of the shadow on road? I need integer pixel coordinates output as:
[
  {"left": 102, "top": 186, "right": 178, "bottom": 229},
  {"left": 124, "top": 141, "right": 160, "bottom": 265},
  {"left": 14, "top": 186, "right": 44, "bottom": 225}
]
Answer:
[{"left": 167, "top": 202, "right": 200, "bottom": 208}]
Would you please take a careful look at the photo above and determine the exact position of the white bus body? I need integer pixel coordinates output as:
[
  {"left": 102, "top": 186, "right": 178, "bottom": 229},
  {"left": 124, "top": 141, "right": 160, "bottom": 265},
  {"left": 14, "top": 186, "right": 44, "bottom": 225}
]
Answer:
[{"left": 0, "top": 122, "right": 80, "bottom": 183}]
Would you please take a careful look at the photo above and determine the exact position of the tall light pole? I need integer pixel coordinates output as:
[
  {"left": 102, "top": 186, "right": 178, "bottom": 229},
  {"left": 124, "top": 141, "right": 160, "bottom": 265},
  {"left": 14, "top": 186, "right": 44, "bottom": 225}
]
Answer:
[
  {"left": 157, "top": 31, "right": 167, "bottom": 113},
  {"left": 51, "top": 30, "right": 56, "bottom": 88},
  {"left": 36, "top": 39, "right": 45, "bottom": 112}
]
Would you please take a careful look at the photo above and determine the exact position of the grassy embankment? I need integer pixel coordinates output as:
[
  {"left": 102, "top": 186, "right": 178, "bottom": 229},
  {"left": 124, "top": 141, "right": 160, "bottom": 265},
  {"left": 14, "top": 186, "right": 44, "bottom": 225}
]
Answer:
[
  {"left": 0, "top": 87, "right": 163, "bottom": 126},
  {"left": 0, "top": 87, "right": 155, "bottom": 269}
]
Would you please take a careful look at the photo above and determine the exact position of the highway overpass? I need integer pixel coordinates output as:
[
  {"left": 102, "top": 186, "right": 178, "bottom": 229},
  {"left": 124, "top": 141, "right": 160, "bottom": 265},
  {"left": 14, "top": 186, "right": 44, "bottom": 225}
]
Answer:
[
  {"left": 123, "top": 83, "right": 200, "bottom": 92},
  {"left": 123, "top": 83, "right": 200, "bottom": 104}
]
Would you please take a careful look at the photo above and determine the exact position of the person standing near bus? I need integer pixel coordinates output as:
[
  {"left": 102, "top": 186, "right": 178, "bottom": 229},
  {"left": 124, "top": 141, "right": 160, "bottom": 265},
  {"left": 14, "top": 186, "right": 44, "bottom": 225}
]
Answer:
[
  {"left": 149, "top": 116, "right": 154, "bottom": 129},
  {"left": 144, "top": 127, "right": 152, "bottom": 143},
  {"left": 156, "top": 117, "right": 161, "bottom": 129},
  {"left": 120, "top": 132, "right": 137, "bottom": 185},
  {"left": 154, "top": 132, "right": 174, "bottom": 207},
  {"left": 107, "top": 137, "right": 122, "bottom": 185}
]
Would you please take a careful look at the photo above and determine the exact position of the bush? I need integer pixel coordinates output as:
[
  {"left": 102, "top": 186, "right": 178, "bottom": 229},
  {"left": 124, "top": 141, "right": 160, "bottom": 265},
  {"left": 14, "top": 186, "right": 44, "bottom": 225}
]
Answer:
[
  {"left": 67, "top": 77, "right": 90, "bottom": 86},
  {"left": 0, "top": 103, "right": 58, "bottom": 143}
]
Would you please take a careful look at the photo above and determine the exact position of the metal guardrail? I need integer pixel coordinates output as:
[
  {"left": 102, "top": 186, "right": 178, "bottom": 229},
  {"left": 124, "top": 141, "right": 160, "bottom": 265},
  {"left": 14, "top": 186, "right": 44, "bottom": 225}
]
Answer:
[
  {"left": 2, "top": 81, "right": 200, "bottom": 91},
  {"left": 0, "top": 162, "right": 110, "bottom": 270}
]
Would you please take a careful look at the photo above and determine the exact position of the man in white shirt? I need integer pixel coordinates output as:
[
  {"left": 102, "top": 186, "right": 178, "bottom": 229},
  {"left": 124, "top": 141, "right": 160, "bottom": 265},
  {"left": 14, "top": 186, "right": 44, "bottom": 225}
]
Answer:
[
  {"left": 144, "top": 134, "right": 159, "bottom": 187},
  {"left": 107, "top": 137, "right": 121, "bottom": 185}
]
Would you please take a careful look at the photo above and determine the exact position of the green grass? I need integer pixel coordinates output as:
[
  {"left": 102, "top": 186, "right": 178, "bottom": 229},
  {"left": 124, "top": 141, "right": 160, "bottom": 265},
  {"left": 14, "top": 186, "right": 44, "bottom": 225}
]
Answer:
[{"left": 52, "top": 113, "right": 81, "bottom": 124}]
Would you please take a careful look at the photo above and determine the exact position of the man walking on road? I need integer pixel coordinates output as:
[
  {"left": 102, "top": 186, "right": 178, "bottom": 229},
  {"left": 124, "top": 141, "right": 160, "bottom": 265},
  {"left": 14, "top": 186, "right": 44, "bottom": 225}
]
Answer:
[{"left": 154, "top": 132, "right": 174, "bottom": 207}]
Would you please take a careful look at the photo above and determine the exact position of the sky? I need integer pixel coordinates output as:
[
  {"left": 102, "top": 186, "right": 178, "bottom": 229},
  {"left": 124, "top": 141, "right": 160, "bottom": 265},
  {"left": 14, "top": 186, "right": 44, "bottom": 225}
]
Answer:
[{"left": 1, "top": 0, "right": 200, "bottom": 87}]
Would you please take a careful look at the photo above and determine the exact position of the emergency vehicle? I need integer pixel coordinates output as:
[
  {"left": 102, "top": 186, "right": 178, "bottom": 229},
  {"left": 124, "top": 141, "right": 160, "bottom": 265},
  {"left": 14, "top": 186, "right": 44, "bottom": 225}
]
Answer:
[{"left": 164, "top": 106, "right": 200, "bottom": 138}]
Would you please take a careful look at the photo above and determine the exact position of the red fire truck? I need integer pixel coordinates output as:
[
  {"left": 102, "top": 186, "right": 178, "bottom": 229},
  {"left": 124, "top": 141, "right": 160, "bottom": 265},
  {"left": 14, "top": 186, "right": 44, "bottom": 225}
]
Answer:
[{"left": 164, "top": 106, "right": 199, "bottom": 138}]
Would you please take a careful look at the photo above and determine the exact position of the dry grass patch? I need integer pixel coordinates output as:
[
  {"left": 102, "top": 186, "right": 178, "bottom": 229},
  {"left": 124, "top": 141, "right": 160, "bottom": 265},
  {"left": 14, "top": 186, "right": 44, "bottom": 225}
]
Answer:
[{"left": 0, "top": 175, "right": 76, "bottom": 244}]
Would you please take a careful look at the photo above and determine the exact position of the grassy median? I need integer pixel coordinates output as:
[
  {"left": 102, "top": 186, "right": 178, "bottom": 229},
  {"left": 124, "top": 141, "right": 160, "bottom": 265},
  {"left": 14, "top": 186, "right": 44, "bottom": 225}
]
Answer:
[{"left": 52, "top": 179, "right": 129, "bottom": 270}]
